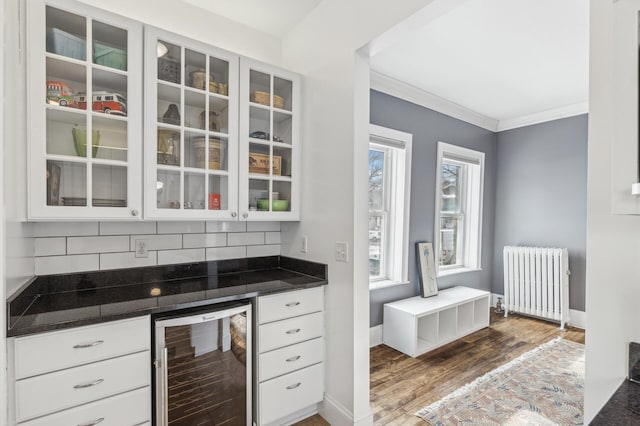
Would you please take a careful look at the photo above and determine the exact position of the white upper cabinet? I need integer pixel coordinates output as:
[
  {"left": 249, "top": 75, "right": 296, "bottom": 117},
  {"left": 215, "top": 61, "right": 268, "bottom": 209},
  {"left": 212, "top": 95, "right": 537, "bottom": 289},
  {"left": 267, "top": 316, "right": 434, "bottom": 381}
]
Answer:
[
  {"left": 239, "top": 58, "right": 302, "bottom": 221},
  {"left": 27, "top": 0, "right": 143, "bottom": 220},
  {"left": 27, "top": 3, "right": 301, "bottom": 222},
  {"left": 143, "top": 27, "right": 240, "bottom": 220}
]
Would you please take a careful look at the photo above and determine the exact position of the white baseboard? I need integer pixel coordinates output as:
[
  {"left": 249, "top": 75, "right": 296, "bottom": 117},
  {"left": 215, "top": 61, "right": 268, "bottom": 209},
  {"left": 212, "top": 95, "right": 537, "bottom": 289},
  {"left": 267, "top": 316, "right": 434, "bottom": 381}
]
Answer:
[
  {"left": 569, "top": 309, "right": 586, "bottom": 329},
  {"left": 320, "top": 394, "right": 373, "bottom": 426},
  {"left": 369, "top": 324, "right": 383, "bottom": 348},
  {"left": 493, "top": 292, "right": 586, "bottom": 329},
  {"left": 320, "top": 394, "right": 355, "bottom": 426}
]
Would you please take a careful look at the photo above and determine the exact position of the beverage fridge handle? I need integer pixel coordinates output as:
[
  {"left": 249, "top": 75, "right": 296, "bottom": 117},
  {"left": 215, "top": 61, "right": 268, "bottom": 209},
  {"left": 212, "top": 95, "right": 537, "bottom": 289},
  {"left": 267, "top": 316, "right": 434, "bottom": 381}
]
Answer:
[{"left": 162, "top": 346, "right": 168, "bottom": 426}]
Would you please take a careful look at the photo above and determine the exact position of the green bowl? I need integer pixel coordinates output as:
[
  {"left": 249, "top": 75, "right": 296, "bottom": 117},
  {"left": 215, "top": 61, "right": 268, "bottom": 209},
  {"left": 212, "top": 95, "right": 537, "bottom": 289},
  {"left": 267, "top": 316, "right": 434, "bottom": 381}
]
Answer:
[
  {"left": 72, "top": 127, "right": 100, "bottom": 157},
  {"left": 257, "top": 199, "right": 289, "bottom": 211}
]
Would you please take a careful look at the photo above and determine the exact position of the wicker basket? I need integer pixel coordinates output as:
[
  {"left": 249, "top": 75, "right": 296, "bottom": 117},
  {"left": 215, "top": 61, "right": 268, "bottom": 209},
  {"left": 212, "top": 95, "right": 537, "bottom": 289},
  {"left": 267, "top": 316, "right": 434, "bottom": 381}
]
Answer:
[
  {"left": 251, "top": 91, "right": 285, "bottom": 109},
  {"left": 190, "top": 70, "right": 207, "bottom": 90},
  {"left": 217, "top": 83, "right": 228, "bottom": 96}
]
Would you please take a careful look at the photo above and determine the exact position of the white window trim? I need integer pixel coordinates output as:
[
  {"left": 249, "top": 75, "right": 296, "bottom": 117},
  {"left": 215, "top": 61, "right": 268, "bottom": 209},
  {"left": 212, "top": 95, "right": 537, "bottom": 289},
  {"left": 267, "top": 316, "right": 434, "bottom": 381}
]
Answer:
[
  {"left": 434, "top": 142, "right": 484, "bottom": 277},
  {"left": 369, "top": 124, "right": 412, "bottom": 289}
]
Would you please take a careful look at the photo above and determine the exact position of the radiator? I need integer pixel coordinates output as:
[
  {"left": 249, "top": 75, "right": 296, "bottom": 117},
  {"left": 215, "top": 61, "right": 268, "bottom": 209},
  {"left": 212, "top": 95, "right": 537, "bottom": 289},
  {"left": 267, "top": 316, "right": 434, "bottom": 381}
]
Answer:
[{"left": 503, "top": 246, "right": 570, "bottom": 330}]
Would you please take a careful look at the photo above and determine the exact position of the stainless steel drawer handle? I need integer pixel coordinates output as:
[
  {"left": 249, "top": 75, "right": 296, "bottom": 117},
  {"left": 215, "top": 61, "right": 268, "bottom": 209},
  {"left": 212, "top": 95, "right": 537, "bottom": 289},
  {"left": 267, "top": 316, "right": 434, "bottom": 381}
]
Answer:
[
  {"left": 285, "top": 302, "right": 300, "bottom": 307},
  {"left": 286, "top": 382, "right": 302, "bottom": 390},
  {"left": 286, "top": 355, "right": 301, "bottom": 362},
  {"left": 78, "top": 418, "right": 104, "bottom": 426},
  {"left": 286, "top": 328, "right": 301, "bottom": 334},
  {"left": 73, "top": 379, "right": 104, "bottom": 389},
  {"left": 73, "top": 340, "right": 104, "bottom": 349}
]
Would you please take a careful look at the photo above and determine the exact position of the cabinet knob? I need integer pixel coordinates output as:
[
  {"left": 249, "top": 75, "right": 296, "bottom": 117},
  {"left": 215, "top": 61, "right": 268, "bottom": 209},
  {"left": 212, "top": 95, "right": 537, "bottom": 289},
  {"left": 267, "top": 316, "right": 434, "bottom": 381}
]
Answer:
[
  {"left": 231, "top": 212, "right": 237, "bottom": 218},
  {"left": 131, "top": 209, "right": 139, "bottom": 217},
  {"left": 243, "top": 212, "right": 249, "bottom": 219}
]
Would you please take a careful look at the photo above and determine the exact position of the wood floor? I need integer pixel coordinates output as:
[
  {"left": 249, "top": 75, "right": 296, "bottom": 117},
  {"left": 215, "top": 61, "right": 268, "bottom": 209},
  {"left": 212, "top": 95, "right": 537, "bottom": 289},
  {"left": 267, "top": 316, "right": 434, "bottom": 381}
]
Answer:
[{"left": 295, "top": 311, "right": 585, "bottom": 426}]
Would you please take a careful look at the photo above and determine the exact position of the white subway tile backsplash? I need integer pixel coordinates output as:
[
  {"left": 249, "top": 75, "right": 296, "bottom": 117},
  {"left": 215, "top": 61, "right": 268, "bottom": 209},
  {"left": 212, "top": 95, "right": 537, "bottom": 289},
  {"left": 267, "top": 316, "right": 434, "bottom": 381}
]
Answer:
[
  {"left": 265, "top": 232, "right": 281, "bottom": 245},
  {"left": 35, "top": 254, "right": 99, "bottom": 275},
  {"left": 34, "top": 237, "right": 66, "bottom": 256},
  {"left": 247, "top": 222, "right": 280, "bottom": 232},
  {"left": 158, "top": 221, "right": 205, "bottom": 234},
  {"left": 246, "top": 244, "right": 281, "bottom": 257},
  {"left": 129, "top": 234, "right": 182, "bottom": 251},
  {"left": 228, "top": 232, "right": 264, "bottom": 246},
  {"left": 100, "top": 221, "right": 156, "bottom": 235},
  {"left": 206, "top": 221, "right": 247, "bottom": 233},
  {"left": 206, "top": 246, "right": 247, "bottom": 261},
  {"left": 100, "top": 251, "right": 158, "bottom": 270},
  {"left": 67, "top": 236, "right": 129, "bottom": 254},
  {"left": 33, "top": 220, "right": 283, "bottom": 274},
  {"left": 183, "top": 233, "right": 227, "bottom": 249},
  {"left": 157, "top": 248, "right": 205, "bottom": 265},
  {"left": 34, "top": 222, "right": 99, "bottom": 237}
]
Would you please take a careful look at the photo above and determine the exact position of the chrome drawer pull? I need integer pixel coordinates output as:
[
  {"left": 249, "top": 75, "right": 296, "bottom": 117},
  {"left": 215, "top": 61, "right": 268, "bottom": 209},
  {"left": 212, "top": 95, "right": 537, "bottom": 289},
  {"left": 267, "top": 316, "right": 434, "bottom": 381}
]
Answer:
[
  {"left": 73, "top": 340, "right": 104, "bottom": 349},
  {"left": 286, "top": 382, "right": 302, "bottom": 390},
  {"left": 285, "top": 302, "right": 300, "bottom": 307},
  {"left": 286, "top": 328, "right": 301, "bottom": 334},
  {"left": 286, "top": 355, "right": 301, "bottom": 362},
  {"left": 73, "top": 379, "right": 104, "bottom": 389},
  {"left": 77, "top": 418, "right": 104, "bottom": 426}
]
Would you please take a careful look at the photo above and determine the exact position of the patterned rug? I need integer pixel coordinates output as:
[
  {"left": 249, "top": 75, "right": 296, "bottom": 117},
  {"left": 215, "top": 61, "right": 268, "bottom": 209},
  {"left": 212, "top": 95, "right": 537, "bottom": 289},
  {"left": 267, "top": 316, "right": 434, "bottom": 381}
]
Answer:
[{"left": 415, "top": 338, "right": 584, "bottom": 425}]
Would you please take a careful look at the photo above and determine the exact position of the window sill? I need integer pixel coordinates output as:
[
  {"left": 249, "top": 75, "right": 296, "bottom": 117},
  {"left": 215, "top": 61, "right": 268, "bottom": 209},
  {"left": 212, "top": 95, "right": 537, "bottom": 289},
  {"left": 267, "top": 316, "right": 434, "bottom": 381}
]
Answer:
[
  {"left": 437, "top": 267, "right": 482, "bottom": 278},
  {"left": 369, "top": 279, "right": 411, "bottom": 291}
]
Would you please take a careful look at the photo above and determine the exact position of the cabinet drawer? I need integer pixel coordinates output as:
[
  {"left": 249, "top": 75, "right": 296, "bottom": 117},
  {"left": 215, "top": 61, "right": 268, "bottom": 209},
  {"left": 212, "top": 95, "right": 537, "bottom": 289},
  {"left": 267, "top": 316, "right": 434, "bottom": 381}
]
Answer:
[
  {"left": 20, "top": 386, "right": 150, "bottom": 426},
  {"left": 259, "top": 337, "right": 323, "bottom": 382},
  {"left": 16, "top": 351, "right": 150, "bottom": 422},
  {"left": 15, "top": 316, "right": 150, "bottom": 379},
  {"left": 258, "top": 287, "right": 324, "bottom": 324},
  {"left": 259, "top": 312, "right": 323, "bottom": 353},
  {"left": 259, "top": 363, "right": 324, "bottom": 425}
]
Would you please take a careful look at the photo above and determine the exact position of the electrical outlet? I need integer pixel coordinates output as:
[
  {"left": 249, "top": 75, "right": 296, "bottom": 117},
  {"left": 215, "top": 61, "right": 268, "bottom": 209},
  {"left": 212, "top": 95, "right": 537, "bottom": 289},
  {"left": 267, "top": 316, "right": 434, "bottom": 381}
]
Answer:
[
  {"left": 335, "top": 241, "right": 348, "bottom": 262},
  {"left": 301, "top": 235, "right": 308, "bottom": 253},
  {"left": 135, "top": 239, "right": 148, "bottom": 258}
]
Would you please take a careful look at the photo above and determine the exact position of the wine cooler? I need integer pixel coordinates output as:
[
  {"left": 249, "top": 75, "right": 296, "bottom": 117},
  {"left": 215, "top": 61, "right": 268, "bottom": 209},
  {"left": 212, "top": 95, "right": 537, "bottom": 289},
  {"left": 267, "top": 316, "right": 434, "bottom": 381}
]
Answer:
[{"left": 154, "top": 303, "right": 252, "bottom": 425}]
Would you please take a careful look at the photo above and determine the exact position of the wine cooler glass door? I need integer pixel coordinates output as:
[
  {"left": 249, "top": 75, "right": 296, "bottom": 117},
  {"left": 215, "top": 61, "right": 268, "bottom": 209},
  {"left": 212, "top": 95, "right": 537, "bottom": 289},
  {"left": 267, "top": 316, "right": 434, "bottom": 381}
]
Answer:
[{"left": 155, "top": 304, "right": 251, "bottom": 426}]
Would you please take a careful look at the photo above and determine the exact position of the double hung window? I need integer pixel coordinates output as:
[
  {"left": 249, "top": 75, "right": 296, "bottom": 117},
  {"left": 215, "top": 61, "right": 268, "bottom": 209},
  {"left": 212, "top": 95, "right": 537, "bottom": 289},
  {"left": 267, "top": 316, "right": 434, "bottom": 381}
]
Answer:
[
  {"left": 368, "top": 125, "right": 412, "bottom": 288},
  {"left": 435, "top": 142, "right": 484, "bottom": 276}
]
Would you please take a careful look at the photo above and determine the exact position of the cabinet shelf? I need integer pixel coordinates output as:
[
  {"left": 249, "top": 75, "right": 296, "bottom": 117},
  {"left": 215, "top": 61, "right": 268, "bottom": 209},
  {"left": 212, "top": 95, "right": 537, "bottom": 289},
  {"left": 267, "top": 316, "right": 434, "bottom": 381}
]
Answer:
[
  {"left": 45, "top": 52, "right": 87, "bottom": 68},
  {"left": 92, "top": 62, "right": 128, "bottom": 77},
  {"left": 248, "top": 101, "right": 270, "bottom": 111}
]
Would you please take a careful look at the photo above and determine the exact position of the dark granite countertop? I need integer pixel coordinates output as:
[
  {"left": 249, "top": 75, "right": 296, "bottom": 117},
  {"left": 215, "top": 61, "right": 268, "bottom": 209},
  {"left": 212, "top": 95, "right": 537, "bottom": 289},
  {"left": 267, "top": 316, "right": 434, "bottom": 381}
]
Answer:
[
  {"left": 591, "top": 380, "right": 640, "bottom": 425},
  {"left": 7, "top": 256, "right": 327, "bottom": 337}
]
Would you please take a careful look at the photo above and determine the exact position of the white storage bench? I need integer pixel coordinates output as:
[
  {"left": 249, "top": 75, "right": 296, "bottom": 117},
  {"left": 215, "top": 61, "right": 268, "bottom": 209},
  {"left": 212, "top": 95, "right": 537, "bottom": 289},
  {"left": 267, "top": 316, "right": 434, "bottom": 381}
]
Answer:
[{"left": 383, "top": 286, "right": 490, "bottom": 357}]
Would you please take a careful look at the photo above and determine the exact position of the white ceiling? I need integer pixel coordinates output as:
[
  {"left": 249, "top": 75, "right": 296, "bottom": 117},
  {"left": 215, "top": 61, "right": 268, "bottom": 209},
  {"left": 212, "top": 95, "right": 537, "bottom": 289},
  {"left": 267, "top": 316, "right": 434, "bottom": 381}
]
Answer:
[
  {"left": 370, "top": 0, "right": 589, "bottom": 129},
  {"left": 181, "top": 0, "right": 322, "bottom": 37}
]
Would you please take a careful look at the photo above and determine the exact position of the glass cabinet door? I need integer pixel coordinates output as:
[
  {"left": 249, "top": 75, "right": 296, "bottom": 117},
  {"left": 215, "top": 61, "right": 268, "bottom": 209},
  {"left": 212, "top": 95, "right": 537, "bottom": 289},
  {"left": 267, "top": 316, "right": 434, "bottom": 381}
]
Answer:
[
  {"left": 145, "top": 27, "right": 239, "bottom": 219},
  {"left": 240, "top": 59, "right": 301, "bottom": 221},
  {"left": 28, "top": 0, "right": 142, "bottom": 219}
]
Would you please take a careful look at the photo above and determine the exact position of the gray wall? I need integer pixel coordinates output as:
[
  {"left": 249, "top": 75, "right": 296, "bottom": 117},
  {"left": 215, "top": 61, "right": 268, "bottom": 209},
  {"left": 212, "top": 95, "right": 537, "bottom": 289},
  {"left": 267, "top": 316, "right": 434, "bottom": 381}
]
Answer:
[
  {"left": 493, "top": 115, "right": 588, "bottom": 311},
  {"left": 369, "top": 90, "right": 497, "bottom": 326}
]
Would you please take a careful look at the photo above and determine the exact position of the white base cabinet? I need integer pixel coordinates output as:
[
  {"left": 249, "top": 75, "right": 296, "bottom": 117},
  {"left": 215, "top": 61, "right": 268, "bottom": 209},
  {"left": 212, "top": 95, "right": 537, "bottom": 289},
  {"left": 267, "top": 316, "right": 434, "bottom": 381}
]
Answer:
[
  {"left": 383, "top": 286, "right": 490, "bottom": 357},
  {"left": 255, "top": 287, "right": 325, "bottom": 425},
  {"left": 10, "top": 316, "right": 151, "bottom": 425}
]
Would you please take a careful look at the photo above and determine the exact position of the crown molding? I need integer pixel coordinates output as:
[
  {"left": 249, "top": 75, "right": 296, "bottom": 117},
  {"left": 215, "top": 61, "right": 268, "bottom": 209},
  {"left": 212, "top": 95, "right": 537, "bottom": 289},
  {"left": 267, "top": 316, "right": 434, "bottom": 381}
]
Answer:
[
  {"left": 370, "top": 71, "right": 499, "bottom": 132},
  {"left": 496, "top": 101, "right": 589, "bottom": 131},
  {"left": 370, "top": 71, "right": 589, "bottom": 132}
]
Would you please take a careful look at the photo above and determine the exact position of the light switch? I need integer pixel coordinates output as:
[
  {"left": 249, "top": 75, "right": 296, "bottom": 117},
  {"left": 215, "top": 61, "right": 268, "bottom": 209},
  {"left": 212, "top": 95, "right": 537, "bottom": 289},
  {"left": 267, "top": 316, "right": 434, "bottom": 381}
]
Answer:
[{"left": 335, "top": 241, "right": 348, "bottom": 262}]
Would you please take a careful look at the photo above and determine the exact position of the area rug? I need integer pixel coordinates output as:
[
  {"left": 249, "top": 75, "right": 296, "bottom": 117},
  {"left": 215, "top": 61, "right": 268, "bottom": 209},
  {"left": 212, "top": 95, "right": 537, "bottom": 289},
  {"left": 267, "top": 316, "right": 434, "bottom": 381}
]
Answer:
[{"left": 415, "top": 338, "right": 584, "bottom": 425}]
